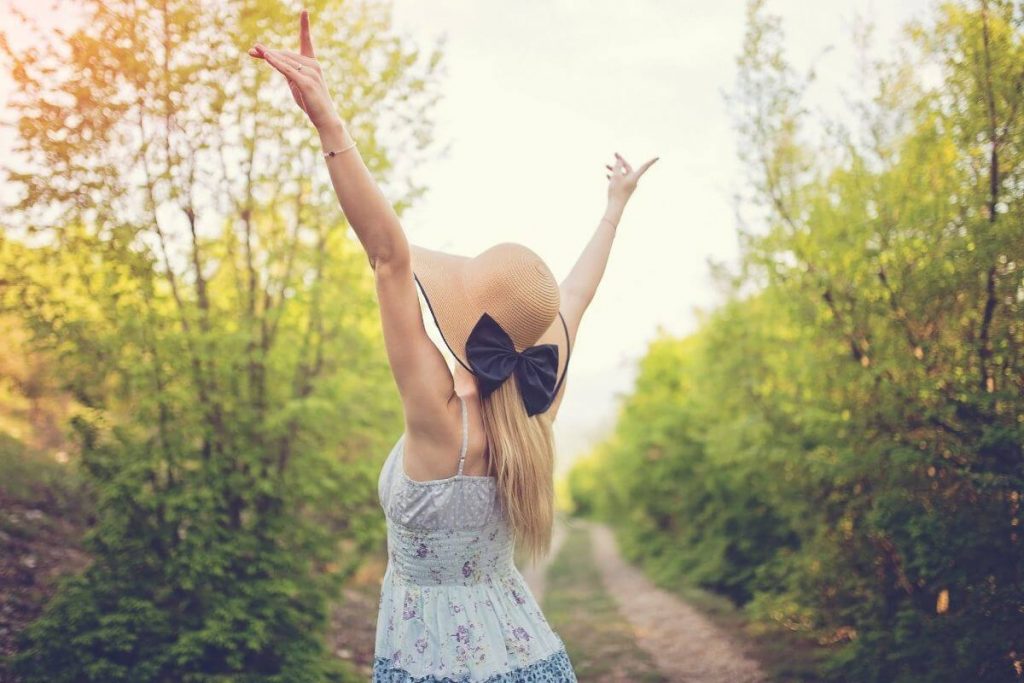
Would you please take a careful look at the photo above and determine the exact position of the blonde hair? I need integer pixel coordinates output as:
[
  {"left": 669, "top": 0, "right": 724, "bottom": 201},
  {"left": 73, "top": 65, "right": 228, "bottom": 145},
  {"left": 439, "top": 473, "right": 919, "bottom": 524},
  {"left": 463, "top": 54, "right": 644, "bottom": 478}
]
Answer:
[{"left": 478, "top": 373, "right": 555, "bottom": 568}]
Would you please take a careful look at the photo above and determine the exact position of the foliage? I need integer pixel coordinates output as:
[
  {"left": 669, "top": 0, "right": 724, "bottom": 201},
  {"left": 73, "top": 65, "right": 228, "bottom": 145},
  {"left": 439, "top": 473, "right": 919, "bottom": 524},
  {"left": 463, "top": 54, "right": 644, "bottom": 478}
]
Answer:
[
  {"left": 0, "top": 0, "right": 443, "bottom": 679},
  {"left": 0, "top": 432, "right": 88, "bottom": 520},
  {"left": 570, "top": 1, "right": 1024, "bottom": 681}
]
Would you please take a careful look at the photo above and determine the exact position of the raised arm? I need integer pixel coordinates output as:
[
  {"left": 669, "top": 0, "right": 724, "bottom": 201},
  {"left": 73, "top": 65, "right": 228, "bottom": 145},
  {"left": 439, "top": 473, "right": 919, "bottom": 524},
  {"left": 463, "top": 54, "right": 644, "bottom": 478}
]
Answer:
[
  {"left": 546, "top": 152, "right": 658, "bottom": 420},
  {"left": 249, "top": 11, "right": 455, "bottom": 433}
]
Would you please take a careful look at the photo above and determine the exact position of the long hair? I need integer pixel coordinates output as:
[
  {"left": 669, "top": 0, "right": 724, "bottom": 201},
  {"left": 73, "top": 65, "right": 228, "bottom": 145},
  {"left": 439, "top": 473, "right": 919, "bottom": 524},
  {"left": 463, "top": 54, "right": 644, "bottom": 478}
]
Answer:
[{"left": 478, "top": 372, "right": 555, "bottom": 568}]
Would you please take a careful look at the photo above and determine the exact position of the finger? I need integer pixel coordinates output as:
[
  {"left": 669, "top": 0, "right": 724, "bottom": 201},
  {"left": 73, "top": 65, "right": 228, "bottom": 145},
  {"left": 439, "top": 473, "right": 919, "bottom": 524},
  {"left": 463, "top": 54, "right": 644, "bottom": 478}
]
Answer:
[
  {"left": 606, "top": 174, "right": 611, "bottom": 180},
  {"left": 253, "top": 43, "right": 298, "bottom": 64},
  {"left": 615, "top": 152, "right": 633, "bottom": 173},
  {"left": 605, "top": 164, "right": 614, "bottom": 171},
  {"left": 613, "top": 155, "right": 625, "bottom": 172},
  {"left": 252, "top": 44, "right": 318, "bottom": 66},
  {"left": 262, "top": 49, "right": 311, "bottom": 86},
  {"left": 635, "top": 156, "right": 660, "bottom": 176},
  {"left": 264, "top": 48, "right": 309, "bottom": 75},
  {"left": 300, "top": 9, "right": 317, "bottom": 58},
  {"left": 271, "top": 48, "right": 320, "bottom": 70}
]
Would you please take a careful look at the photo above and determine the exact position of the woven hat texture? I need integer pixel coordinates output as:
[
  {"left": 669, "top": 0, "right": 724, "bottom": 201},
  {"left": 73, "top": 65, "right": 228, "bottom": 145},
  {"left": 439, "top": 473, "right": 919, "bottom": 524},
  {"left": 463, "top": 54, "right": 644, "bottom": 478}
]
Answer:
[{"left": 410, "top": 242, "right": 570, "bottom": 405}]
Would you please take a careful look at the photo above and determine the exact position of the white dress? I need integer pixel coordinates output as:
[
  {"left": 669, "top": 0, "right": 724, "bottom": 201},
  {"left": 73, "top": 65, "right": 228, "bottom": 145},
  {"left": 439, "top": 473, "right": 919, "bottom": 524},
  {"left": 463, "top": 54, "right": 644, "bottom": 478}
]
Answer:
[{"left": 374, "top": 394, "right": 577, "bottom": 682}]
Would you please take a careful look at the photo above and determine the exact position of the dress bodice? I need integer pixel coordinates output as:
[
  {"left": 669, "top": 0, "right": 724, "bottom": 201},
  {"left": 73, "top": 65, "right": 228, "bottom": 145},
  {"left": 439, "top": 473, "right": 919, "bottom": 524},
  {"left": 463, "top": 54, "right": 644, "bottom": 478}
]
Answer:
[{"left": 377, "top": 432, "right": 505, "bottom": 531}]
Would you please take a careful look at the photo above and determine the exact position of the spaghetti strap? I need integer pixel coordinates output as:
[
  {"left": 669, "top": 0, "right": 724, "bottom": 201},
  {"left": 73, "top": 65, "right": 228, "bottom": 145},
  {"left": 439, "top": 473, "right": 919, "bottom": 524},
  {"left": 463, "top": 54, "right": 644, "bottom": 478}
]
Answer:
[{"left": 456, "top": 394, "right": 469, "bottom": 476}]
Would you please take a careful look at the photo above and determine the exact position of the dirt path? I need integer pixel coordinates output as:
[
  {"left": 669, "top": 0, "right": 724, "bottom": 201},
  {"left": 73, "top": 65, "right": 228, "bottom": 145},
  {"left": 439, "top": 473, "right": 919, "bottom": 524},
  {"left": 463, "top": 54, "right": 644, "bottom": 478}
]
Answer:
[{"left": 588, "top": 521, "right": 766, "bottom": 683}]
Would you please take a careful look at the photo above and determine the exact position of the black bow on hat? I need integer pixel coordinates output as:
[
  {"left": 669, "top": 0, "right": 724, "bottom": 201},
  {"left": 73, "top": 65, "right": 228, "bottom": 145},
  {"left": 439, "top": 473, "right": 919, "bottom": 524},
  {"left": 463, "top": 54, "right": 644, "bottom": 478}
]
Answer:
[{"left": 465, "top": 312, "right": 559, "bottom": 416}]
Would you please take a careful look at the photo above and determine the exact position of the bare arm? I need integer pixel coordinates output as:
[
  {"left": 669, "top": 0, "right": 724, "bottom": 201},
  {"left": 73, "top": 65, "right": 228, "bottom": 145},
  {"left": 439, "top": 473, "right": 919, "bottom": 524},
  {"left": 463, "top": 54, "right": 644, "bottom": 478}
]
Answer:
[
  {"left": 317, "top": 120, "right": 454, "bottom": 428},
  {"left": 316, "top": 121, "right": 407, "bottom": 269},
  {"left": 250, "top": 12, "right": 455, "bottom": 436},
  {"left": 546, "top": 152, "right": 659, "bottom": 420},
  {"left": 560, "top": 196, "right": 626, "bottom": 308}
]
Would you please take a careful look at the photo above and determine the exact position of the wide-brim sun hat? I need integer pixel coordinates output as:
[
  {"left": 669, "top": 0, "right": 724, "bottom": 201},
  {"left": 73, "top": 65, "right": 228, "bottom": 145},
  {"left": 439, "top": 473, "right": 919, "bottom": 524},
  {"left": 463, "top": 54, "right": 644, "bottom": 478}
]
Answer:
[{"left": 410, "top": 241, "right": 571, "bottom": 416}]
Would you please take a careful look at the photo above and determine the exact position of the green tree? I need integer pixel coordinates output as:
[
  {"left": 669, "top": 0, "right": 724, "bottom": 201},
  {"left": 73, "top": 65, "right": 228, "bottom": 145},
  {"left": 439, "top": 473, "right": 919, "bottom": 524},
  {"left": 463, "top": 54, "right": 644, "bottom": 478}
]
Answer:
[
  {"left": 571, "top": 1, "right": 1024, "bottom": 680},
  {"left": 0, "top": 0, "right": 443, "bottom": 679}
]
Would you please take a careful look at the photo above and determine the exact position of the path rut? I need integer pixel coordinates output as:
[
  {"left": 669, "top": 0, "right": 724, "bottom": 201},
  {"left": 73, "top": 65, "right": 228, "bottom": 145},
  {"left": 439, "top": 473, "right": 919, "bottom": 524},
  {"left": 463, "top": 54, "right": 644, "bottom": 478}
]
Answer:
[{"left": 588, "top": 521, "right": 766, "bottom": 683}]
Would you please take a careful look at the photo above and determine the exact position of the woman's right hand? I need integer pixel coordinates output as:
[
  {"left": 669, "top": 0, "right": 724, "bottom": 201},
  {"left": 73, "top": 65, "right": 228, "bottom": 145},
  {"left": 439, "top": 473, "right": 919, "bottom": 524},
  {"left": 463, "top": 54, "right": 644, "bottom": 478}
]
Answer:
[
  {"left": 605, "top": 152, "right": 659, "bottom": 204},
  {"left": 248, "top": 10, "right": 341, "bottom": 131}
]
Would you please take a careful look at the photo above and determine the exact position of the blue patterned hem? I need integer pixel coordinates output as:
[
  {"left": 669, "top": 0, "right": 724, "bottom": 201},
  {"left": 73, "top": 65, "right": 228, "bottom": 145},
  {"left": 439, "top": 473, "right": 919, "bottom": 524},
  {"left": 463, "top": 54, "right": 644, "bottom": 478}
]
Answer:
[{"left": 372, "top": 647, "right": 577, "bottom": 682}]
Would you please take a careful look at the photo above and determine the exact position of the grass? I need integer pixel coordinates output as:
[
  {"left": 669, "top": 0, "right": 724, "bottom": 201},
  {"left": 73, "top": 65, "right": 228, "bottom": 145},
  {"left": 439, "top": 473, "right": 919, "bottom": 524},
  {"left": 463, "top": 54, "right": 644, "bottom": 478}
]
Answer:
[{"left": 542, "top": 520, "right": 667, "bottom": 683}]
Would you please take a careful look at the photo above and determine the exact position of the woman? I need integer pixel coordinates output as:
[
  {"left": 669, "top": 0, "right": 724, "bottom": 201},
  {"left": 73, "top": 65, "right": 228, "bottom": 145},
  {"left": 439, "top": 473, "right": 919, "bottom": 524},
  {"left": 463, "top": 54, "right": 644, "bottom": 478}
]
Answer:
[{"left": 250, "top": 11, "right": 657, "bottom": 681}]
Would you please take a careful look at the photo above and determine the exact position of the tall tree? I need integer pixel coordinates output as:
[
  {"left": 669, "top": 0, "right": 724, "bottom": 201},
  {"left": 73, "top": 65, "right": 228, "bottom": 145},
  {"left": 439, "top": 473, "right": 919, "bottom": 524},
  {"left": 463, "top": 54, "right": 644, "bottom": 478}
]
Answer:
[
  {"left": 572, "top": 1, "right": 1024, "bottom": 680},
  {"left": 0, "top": 0, "right": 443, "bottom": 680}
]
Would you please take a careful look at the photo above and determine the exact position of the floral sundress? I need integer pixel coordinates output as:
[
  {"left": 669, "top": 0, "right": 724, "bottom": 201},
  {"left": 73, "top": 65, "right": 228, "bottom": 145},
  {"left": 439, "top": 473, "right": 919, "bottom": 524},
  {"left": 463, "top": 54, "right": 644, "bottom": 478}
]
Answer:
[{"left": 374, "top": 394, "right": 577, "bottom": 682}]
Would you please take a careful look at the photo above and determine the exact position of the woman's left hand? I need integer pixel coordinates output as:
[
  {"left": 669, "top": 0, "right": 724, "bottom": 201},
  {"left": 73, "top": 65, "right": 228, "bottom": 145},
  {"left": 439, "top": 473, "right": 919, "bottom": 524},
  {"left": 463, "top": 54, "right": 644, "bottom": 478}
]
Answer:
[
  {"left": 605, "top": 152, "right": 659, "bottom": 205},
  {"left": 248, "top": 9, "right": 340, "bottom": 131}
]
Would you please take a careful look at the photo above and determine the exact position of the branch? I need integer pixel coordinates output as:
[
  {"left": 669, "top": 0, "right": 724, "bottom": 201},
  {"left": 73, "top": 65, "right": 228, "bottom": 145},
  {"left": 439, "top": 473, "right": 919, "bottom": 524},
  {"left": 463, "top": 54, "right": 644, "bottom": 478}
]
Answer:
[{"left": 976, "top": 0, "right": 1001, "bottom": 394}]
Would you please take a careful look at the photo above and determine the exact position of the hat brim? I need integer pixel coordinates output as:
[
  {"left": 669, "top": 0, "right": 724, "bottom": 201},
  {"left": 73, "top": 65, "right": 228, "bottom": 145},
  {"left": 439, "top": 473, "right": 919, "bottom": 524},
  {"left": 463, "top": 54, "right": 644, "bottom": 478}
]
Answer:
[{"left": 411, "top": 244, "right": 571, "bottom": 411}]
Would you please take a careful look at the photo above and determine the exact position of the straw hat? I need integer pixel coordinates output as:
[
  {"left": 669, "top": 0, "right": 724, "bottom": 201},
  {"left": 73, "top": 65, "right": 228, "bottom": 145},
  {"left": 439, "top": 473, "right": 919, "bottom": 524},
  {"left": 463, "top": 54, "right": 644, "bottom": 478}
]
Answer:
[{"left": 410, "top": 242, "right": 571, "bottom": 416}]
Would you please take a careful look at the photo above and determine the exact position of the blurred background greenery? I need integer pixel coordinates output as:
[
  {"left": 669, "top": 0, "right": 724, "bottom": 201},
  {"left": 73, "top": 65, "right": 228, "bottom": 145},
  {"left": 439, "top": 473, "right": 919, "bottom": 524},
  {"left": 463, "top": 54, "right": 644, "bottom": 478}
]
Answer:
[
  {"left": 1, "top": 0, "right": 1021, "bottom": 681},
  {"left": 570, "top": 2, "right": 1024, "bottom": 681},
  {"left": 0, "top": 0, "right": 438, "bottom": 679}
]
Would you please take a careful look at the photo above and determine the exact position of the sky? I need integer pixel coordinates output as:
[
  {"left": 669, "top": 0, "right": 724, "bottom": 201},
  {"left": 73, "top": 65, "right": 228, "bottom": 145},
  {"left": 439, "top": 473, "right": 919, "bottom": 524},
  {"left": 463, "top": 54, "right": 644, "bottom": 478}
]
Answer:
[
  {"left": 384, "top": 0, "right": 935, "bottom": 472},
  {"left": 0, "top": 0, "right": 936, "bottom": 475}
]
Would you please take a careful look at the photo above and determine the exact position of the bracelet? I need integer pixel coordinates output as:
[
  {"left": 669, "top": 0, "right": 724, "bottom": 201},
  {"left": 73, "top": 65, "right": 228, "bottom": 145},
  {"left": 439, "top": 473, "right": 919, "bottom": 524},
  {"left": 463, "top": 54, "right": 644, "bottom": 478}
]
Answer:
[
  {"left": 600, "top": 217, "right": 618, "bottom": 229},
  {"left": 323, "top": 139, "right": 357, "bottom": 159}
]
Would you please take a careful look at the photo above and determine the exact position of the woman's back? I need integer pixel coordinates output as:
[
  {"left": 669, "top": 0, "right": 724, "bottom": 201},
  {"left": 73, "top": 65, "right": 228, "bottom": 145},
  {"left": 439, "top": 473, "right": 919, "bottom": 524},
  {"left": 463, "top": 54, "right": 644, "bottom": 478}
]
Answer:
[{"left": 374, "top": 394, "right": 577, "bottom": 681}]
